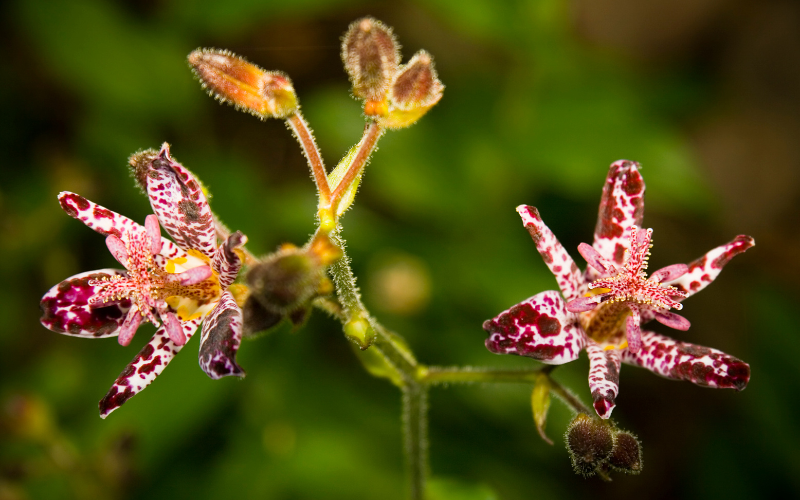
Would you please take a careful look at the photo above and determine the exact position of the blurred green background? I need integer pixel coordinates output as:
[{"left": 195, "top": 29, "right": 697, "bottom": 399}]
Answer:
[{"left": 2, "top": 0, "right": 799, "bottom": 499}]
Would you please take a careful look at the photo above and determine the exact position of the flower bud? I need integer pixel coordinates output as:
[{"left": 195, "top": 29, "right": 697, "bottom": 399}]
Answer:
[
  {"left": 608, "top": 431, "right": 642, "bottom": 474},
  {"left": 380, "top": 51, "right": 444, "bottom": 129},
  {"left": 188, "top": 49, "right": 298, "bottom": 119},
  {"left": 344, "top": 315, "right": 377, "bottom": 350},
  {"left": 246, "top": 247, "right": 322, "bottom": 315},
  {"left": 531, "top": 373, "right": 553, "bottom": 445},
  {"left": 242, "top": 295, "right": 282, "bottom": 338},
  {"left": 341, "top": 17, "right": 400, "bottom": 102},
  {"left": 565, "top": 413, "right": 614, "bottom": 477}
]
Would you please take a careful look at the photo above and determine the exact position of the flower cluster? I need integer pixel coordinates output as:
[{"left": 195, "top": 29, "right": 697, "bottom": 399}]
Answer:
[
  {"left": 40, "top": 144, "right": 247, "bottom": 417},
  {"left": 483, "top": 160, "right": 754, "bottom": 418}
]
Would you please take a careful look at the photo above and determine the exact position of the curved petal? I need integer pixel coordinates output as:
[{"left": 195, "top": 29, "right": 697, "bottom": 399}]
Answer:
[
  {"left": 145, "top": 144, "right": 217, "bottom": 258},
  {"left": 199, "top": 291, "right": 245, "bottom": 379},
  {"left": 211, "top": 231, "right": 246, "bottom": 289},
  {"left": 40, "top": 269, "right": 130, "bottom": 338},
  {"left": 516, "top": 205, "right": 586, "bottom": 302},
  {"left": 668, "top": 235, "right": 755, "bottom": 300},
  {"left": 585, "top": 341, "right": 621, "bottom": 419},
  {"left": 621, "top": 330, "right": 750, "bottom": 390},
  {"left": 590, "top": 160, "right": 645, "bottom": 276},
  {"left": 483, "top": 290, "right": 585, "bottom": 364},
  {"left": 98, "top": 318, "right": 201, "bottom": 418}
]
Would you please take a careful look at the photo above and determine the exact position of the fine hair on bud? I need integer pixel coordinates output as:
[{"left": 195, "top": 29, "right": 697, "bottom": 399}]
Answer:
[
  {"left": 565, "top": 413, "right": 614, "bottom": 477},
  {"left": 246, "top": 246, "right": 323, "bottom": 316},
  {"left": 342, "top": 17, "right": 400, "bottom": 101},
  {"left": 128, "top": 149, "right": 159, "bottom": 192},
  {"left": 608, "top": 431, "right": 642, "bottom": 474},
  {"left": 389, "top": 50, "right": 444, "bottom": 111}
]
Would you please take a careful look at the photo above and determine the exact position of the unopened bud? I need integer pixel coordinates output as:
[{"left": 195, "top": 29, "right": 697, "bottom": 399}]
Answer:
[
  {"left": 246, "top": 247, "right": 322, "bottom": 315},
  {"left": 344, "top": 316, "right": 376, "bottom": 349},
  {"left": 242, "top": 295, "right": 282, "bottom": 338},
  {"left": 608, "top": 431, "right": 642, "bottom": 474},
  {"left": 565, "top": 413, "right": 614, "bottom": 477},
  {"left": 188, "top": 49, "right": 298, "bottom": 119},
  {"left": 342, "top": 17, "right": 400, "bottom": 102},
  {"left": 380, "top": 51, "right": 444, "bottom": 129},
  {"left": 531, "top": 373, "right": 553, "bottom": 445},
  {"left": 350, "top": 341, "right": 403, "bottom": 386}
]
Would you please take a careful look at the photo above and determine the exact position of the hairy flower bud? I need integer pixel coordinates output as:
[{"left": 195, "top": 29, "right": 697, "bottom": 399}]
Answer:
[
  {"left": 342, "top": 17, "right": 400, "bottom": 102},
  {"left": 608, "top": 431, "right": 642, "bottom": 474},
  {"left": 188, "top": 49, "right": 298, "bottom": 119},
  {"left": 565, "top": 413, "right": 614, "bottom": 476},
  {"left": 381, "top": 51, "right": 444, "bottom": 129}
]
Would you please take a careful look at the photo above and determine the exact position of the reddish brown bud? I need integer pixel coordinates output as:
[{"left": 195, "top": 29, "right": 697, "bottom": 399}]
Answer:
[
  {"left": 188, "top": 49, "right": 297, "bottom": 119},
  {"left": 342, "top": 17, "right": 400, "bottom": 101},
  {"left": 565, "top": 413, "right": 614, "bottom": 477},
  {"left": 608, "top": 431, "right": 642, "bottom": 474},
  {"left": 380, "top": 51, "right": 444, "bottom": 129}
]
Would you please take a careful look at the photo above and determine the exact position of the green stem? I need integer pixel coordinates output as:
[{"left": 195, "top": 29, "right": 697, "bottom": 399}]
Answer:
[
  {"left": 422, "top": 366, "right": 544, "bottom": 385},
  {"left": 328, "top": 121, "right": 382, "bottom": 212},
  {"left": 403, "top": 383, "right": 428, "bottom": 500}
]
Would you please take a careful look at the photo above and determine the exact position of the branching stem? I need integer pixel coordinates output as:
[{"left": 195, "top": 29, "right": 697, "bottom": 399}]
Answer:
[{"left": 286, "top": 112, "right": 331, "bottom": 206}]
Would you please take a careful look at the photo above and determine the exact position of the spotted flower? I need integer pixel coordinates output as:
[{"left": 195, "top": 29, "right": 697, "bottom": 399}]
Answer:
[
  {"left": 40, "top": 144, "right": 247, "bottom": 418},
  {"left": 483, "top": 160, "right": 754, "bottom": 419}
]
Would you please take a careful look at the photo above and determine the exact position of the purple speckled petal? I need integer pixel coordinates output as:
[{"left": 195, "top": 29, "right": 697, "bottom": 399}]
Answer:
[
  {"left": 650, "top": 263, "right": 688, "bottom": 284},
  {"left": 621, "top": 330, "right": 750, "bottom": 390},
  {"left": 483, "top": 290, "right": 586, "bottom": 364},
  {"left": 516, "top": 205, "right": 586, "bottom": 302},
  {"left": 585, "top": 341, "right": 621, "bottom": 419},
  {"left": 668, "top": 235, "right": 755, "bottom": 300},
  {"left": 99, "top": 318, "right": 201, "bottom": 418},
  {"left": 625, "top": 303, "right": 643, "bottom": 354},
  {"left": 40, "top": 269, "right": 131, "bottom": 338},
  {"left": 589, "top": 160, "right": 645, "bottom": 279},
  {"left": 199, "top": 290, "right": 244, "bottom": 379},
  {"left": 653, "top": 310, "right": 690, "bottom": 331},
  {"left": 211, "top": 231, "right": 246, "bottom": 289},
  {"left": 144, "top": 143, "right": 217, "bottom": 258}
]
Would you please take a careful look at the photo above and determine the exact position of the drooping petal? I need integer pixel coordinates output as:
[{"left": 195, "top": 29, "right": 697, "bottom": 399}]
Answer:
[
  {"left": 144, "top": 144, "right": 217, "bottom": 258},
  {"left": 212, "top": 231, "right": 246, "bottom": 289},
  {"left": 98, "top": 318, "right": 201, "bottom": 418},
  {"left": 585, "top": 341, "right": 621, "bottom": 419},
  {"left": 621, "top": 330, "right": 750, "bottom": 390},
  {"left": 40, "top": 269, "right": 131, "bottom": 338},
  {"left": 653, "top": 310, "right": 690, "bottom": 331},
  {"left": 198, "top": 291, "right": 244, "bottom": 379},
  {"left": 590, "top": 160, "right": 645, "bottom": 276},
  {"left": 516, "top": 205, "right": 586, "bottom": 302},
  {"left": 668, "top": 235, "right": 755, "bottom": 300},
  {"left": 483, "top": 290, "right": 586, "bottom": 364}
]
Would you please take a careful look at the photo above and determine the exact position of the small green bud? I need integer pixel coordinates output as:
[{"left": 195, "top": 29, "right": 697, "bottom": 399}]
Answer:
[
  {"left": 344, "top": 316, "right": 376, "bottom": 349},
  {"left": 608, "top": 431, "right": 642, "bottom": 474},
  {"left": 531, "top": 373, "right": 553, "bottom": 445},
  {"left": 565, "top": 413, "right": 614, "bottom": 477}
]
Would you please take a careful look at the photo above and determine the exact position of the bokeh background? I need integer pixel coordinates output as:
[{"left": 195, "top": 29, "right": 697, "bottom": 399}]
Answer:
[{"left": 2, "top": 0, "right": 799, "bottom": 499}]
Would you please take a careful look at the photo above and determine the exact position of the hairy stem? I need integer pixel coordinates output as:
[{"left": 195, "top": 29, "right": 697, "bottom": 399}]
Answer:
[
  {"left": 422, "top": 366, "right": 545, "bottom": 384},
  {"left": 329, "top": 121, "right": 383, "bottom": 212},
  {"left": 403, "top": 383, "right": 428, "bottom": 500},
  {"left": 286, "top": 112, "right": 331, "bottom": 206}
]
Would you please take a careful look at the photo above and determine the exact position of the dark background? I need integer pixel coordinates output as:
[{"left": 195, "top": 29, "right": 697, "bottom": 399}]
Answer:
[{"left": 1, "top": 0, "right": 798, "bottom": 499}]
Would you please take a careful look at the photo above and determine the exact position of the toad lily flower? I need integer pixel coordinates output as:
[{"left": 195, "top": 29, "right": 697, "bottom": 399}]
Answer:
[
  {"left": 483, "top": 160, "right": 754, "bottom": 419},
  {"left": 40, "top": 144, "right": 247, "bottom": 418}
]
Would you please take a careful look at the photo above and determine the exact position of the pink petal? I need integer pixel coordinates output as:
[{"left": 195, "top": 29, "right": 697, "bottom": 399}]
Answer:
[
  {"left": 566, "top": 294, "right": 604, "bottom": 313},
  {"left": 99, "top": 318, "right": 201, "bottom": 418},
  {"left": 483, "top": 290, "right": 586, "bottom": 364},
  {"left": 145, "top": 214, "right": 162, "bottom": 255},
  {"left": 105, "top": 235, "right": 129, "bottom": 266},
  {"left": 516, "top": 205, "right": 586, "bottom": 302},
  {"left": 40, "top": 269, "right": 130, "bottom": 338},
  {"left": 211, "top": 231, "right": 247, "bottom": 289},
  {"left": 653, "top": 310, "right": 691, "bottom": 331},
  {"left": 586, "top": 341, "right": 621, "bottom": 419},
  {"left": 199, "top": 291, "right": 245, "bottom": 379},
  {"left": 578, "top": 242, "right": 615, "bottom": 276},
  {"left": 625, "top": 304, "right": 642, "bottom": 354},
  {"left": 621, "top": 330, "right": 750, "bottom": 390},
  {"left": 163, "top": 311, "right": 186, "bottom": 345},
  {"left": 589, "top": 160, "right": 645, "bottom": 279},
  {"left": 668, "top": 235, "right": 755, "bottom": 300},
  {"left": 650, "top": 263, "right": 688, "bottom": 284},
  {"left": 117, "top": 308, "right": 142, "bottom": 346},
  {"left": 168, "top": 265, "right": 212, "bottom": 286},
  {"left": 144, "top": 144, "right": 217, "bottom": 258},
  {"left": 58, "top": 192, "right": 141, "bottom": 241}
]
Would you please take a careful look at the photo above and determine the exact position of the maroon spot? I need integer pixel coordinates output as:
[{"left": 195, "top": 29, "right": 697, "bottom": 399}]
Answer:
[
  {"left": 526, "top": 225, "right": 543, "bottom": 246},
  {"left": 612, "top": 208, "right": 624, "bottom": 222},
  {"left": 137, "top": 355, "right": 162, "bottom": 374},
  {"left": 99, "top": 385, "right": 134, "bottom": 415},
  {"left": 688, "top": 255, "right": 706, "bottom": 272},
  {"left": 522, "top": 343, "right": 564, "bottom": 360},
  {"left": 59, "top": 193, "right": 89, "bottom": 218},
  {"left": 592, "top": 396, "right": 613, "bottom": 417},
  {"left": 623, "top": 169, "right": 644, "bottom": 196},
  {"left": 690, "top": 281, "right": 701, "bottom": 291},
  {"left": 40, "top": 273, "right": 128, "bottom": 336},
  {"left": 553, "top": 265, "right": 562, "bottom": 273},
  {"left": 93, "top": 206, "right": 114, "bottom": 220},
  {"left": 613, "top": 244, "right": 626, "bottom": 264},
  {"left": 678, "top": 344, "right": 712, "bottom": 357},
  {"left": 541, "top": 250, "right": 553, "bottom": 264},
  {"left": 605, "top": 358, "right": 619, "bottom": 384},
  {"left": 509, "top": 302, "right": 539, "bottom": 326},
  {"left": 536, "top": 315, "right": 561, "bottom": 337},
  {"left": 570, "top": 262, "right": 579, "bottom": 273},
  {"left": 140, "top": 344, "right": 154, "bottom": 361},
  {"left": 115, "top": 365, "right": 135, "bottom": 385}
]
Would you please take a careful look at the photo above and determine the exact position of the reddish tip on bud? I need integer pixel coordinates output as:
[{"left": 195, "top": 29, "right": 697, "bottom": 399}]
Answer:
[
  {"left": 188, "top": 49, "right": 298, "bottom": 119},
  {"left": 380, "top": 50, "right": 444, "bottom": 129},
  {"left": 342, "top": 17, "right": 400, "bottom": 102}
]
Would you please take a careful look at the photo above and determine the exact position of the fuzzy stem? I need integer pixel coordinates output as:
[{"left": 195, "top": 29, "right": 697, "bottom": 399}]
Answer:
[
  {"left": 329, "top": 121, "right": 383, "bottom": 212},
  {"left": 403, "top": 383, "right": 428, "bottom": 500},
  {"left": 286, "top": 112, "right": 331, "bottom": 206},
  {"left": 422, "top": 366, "right": 545, "bottom": 384}
]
